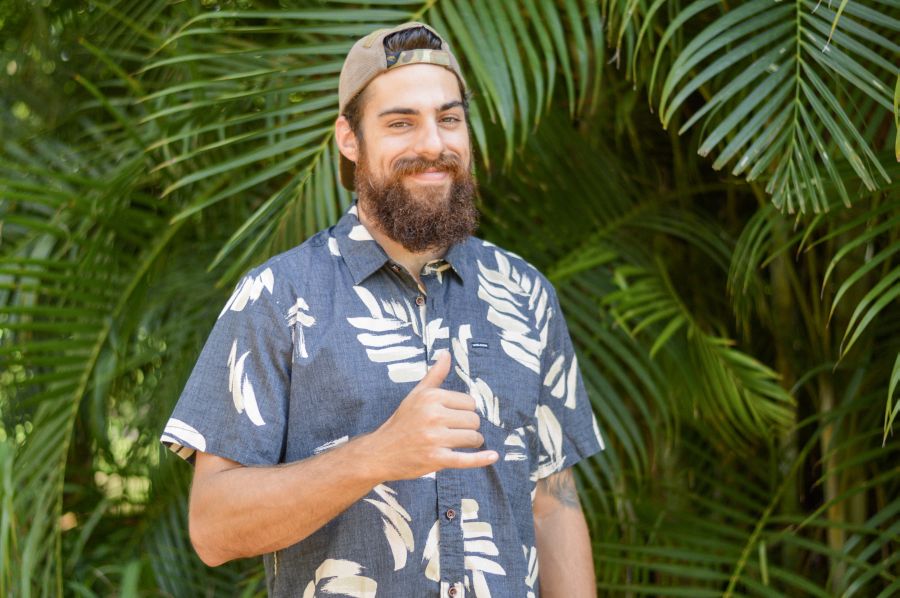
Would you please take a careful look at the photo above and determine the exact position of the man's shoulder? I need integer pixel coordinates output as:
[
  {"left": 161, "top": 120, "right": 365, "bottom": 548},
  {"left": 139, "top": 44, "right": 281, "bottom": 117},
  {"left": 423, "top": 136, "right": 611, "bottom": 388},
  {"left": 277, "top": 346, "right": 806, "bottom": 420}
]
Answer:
[{"left": 240, "top": 228, "right": 336, "bottom": 282}]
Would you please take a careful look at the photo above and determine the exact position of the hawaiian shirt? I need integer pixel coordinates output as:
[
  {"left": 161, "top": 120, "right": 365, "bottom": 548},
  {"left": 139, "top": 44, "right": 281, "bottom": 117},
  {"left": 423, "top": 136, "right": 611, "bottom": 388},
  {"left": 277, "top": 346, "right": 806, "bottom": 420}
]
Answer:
[{"left": 161, "top": 201, "right": 605, "bottom": 598}]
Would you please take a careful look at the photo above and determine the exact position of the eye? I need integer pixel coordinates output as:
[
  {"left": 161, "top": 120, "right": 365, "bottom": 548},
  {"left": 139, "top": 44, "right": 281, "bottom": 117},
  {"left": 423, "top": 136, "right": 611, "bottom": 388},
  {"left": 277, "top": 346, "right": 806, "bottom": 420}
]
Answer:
[
  {"left": 388, "top": 121, "right": 411, "bottom": 128},
  {"left": 441, "top": 116, "right": 462, "bottom": 124}
]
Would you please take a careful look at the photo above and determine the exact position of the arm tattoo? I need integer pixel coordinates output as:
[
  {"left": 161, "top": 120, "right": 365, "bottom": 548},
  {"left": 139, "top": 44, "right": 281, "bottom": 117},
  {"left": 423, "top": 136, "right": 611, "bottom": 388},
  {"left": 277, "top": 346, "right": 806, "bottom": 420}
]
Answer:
[{"left": 537, "top": 468, "right": 580, "bottom": 509}]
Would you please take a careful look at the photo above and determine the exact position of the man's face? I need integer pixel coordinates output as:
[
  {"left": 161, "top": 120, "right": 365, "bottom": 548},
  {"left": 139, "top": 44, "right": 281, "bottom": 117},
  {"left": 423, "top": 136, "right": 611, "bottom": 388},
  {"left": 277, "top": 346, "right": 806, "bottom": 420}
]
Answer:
[{"left": 351, "top": 63, "right": 478, "bottom": 252}]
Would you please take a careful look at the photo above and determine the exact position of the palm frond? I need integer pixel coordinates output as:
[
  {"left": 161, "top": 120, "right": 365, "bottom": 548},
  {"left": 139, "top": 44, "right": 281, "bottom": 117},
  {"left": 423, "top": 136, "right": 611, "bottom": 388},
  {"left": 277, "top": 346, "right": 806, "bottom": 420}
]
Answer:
[{"left": 616, "top": 0, "right": 896, "bottom": 213}]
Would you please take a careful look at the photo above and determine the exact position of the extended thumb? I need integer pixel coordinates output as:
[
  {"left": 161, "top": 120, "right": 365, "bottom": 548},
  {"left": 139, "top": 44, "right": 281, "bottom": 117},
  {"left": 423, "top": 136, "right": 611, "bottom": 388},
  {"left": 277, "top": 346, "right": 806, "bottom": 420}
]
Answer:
[{"left": 417, "top": 350, "right": 451, "bottom": 389}]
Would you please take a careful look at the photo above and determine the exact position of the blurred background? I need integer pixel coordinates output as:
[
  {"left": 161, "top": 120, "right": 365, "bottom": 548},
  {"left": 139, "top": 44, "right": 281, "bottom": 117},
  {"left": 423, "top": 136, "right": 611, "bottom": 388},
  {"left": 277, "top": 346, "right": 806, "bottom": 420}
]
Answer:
[{"left": 1, "top": 0, "right": 898, "bottom": 595}]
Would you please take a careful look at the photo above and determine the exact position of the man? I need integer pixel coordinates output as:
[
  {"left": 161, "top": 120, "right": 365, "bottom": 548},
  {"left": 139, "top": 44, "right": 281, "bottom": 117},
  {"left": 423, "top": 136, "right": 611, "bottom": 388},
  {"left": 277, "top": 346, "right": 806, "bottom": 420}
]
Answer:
[{"left": 161, "top": 21, "right": 604, "bottom": 598}]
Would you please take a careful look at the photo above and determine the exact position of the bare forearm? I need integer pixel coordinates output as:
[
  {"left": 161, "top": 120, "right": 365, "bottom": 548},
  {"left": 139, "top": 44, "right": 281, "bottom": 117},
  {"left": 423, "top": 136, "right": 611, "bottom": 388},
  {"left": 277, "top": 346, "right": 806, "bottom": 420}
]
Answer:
[
  {"left": 189, "top": 352, "right": 498, "bottom": 567},
  {"left": 533, "top": 469, "right": 597, "bottom": 598},
  {"left": 190, "top": 434, "right": 383, "bottom": 566}
]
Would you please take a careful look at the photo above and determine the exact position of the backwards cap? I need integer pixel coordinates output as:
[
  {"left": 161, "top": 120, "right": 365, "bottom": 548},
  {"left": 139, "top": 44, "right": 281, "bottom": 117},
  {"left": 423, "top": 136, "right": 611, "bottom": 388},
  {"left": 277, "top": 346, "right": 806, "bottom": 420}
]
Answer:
[{"left": 337, "top": 22, "right": 468, "bottom": 190}]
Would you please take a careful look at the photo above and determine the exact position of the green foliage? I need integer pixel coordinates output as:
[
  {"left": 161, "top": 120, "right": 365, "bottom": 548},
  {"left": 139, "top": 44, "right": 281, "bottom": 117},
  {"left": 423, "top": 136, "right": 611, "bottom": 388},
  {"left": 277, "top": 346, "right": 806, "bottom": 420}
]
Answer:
[{"left": 1, "top": 0, "right": 897, "bottom": 596}]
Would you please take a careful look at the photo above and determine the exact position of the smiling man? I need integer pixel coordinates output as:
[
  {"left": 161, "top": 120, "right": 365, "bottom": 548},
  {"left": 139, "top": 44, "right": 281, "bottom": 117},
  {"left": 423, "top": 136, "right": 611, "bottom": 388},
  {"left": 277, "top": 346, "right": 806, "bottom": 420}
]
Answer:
[{"left": 161, "top": 22, "right": 604, "bottom": 598}]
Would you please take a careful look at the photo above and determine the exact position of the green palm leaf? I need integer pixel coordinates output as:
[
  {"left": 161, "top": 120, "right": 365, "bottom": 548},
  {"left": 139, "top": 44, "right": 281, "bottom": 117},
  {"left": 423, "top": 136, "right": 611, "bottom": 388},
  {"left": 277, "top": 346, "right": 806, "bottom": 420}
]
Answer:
[{"left": 637, "top": 0, "right": 895, "bottom": 213}]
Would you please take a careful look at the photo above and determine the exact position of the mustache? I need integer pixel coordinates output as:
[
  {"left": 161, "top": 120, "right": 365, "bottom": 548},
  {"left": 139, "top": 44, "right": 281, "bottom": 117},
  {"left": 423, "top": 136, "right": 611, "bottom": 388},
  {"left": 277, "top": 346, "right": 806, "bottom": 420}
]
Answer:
[{"left": 391, "top": 153, "right": 465, "bottom": 177}]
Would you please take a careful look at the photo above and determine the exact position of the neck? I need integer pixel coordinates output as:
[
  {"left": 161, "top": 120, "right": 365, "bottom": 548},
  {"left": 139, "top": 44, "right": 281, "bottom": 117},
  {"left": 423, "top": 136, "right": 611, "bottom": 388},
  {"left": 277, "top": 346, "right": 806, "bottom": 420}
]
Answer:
[{"left": 357, "top": 200, "right": 447, "bottom": 287}]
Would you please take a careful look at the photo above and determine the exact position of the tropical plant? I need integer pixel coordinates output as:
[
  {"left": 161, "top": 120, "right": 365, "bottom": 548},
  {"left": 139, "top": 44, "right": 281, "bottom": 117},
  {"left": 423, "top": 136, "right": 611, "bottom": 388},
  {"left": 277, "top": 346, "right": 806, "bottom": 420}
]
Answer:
[{"left": 1, "top": 0, "right": 897, "bottom": 596}]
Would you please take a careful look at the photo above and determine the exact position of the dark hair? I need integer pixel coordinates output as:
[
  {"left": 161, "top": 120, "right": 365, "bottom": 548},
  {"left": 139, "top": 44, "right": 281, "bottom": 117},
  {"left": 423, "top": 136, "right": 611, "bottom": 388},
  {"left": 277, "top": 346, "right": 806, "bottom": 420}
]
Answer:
[{"left": 342, "top": 26, "right": 469, "bottom": 137}]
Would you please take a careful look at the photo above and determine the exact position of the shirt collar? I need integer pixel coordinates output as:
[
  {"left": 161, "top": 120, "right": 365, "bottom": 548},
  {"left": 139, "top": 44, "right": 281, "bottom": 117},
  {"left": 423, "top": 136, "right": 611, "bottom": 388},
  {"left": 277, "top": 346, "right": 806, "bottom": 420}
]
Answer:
[{"left": 333, "top": 200, "right": 472, "bottom": 285}]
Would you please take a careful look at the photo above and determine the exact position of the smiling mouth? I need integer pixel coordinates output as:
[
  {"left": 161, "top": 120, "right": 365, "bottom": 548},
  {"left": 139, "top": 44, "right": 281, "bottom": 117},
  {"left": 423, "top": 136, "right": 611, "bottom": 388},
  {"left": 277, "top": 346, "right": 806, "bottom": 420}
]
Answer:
[{"left": 407, "top": 170, "right": 450, "bottom": 181}]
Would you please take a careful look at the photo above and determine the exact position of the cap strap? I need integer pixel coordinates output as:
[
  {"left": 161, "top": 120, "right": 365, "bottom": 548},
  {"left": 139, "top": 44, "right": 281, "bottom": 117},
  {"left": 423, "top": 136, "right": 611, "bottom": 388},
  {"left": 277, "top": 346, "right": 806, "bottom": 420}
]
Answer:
[{"left": 385, "top": 49, "right": 452, "bottom": 69}]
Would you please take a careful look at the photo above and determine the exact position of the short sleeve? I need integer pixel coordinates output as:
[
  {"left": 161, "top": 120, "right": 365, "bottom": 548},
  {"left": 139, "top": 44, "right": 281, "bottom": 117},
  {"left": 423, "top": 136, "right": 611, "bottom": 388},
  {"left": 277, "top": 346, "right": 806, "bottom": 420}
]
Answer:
[
  {"left": 532, "top": 283, "right": 605, "bottom": 480},
  {"left": 160, "top": 266, "right": 292, "bottom": 465}
]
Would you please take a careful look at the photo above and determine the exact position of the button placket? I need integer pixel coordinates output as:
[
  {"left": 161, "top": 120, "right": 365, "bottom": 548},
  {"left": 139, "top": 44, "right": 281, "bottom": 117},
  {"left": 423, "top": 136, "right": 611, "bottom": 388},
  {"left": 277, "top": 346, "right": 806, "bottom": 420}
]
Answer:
[{"left": 430, "top": 273, "right": 465, "bottom": 594}]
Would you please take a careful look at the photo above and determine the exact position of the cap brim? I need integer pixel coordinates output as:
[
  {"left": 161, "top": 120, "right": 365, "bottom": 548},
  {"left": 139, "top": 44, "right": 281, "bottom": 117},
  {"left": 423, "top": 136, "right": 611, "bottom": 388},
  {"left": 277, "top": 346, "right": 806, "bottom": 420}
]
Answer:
[{"left": 340, "top": 154, "right": 356, "bottom": 191}]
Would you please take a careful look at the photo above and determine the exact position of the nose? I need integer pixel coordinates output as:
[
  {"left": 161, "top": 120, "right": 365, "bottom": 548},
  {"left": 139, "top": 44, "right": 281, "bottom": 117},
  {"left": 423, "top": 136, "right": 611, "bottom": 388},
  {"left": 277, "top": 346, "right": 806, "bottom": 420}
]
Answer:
[{"left": 412, "top": 118, "right": 445, "bottom": 160}]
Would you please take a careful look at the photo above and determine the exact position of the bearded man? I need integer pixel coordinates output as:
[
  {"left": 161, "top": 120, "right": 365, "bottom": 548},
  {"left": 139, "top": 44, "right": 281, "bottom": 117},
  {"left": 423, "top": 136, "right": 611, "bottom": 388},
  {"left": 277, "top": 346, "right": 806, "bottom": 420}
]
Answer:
[{"left": 161, "top": 22, "right": 604, "bottom": 598}]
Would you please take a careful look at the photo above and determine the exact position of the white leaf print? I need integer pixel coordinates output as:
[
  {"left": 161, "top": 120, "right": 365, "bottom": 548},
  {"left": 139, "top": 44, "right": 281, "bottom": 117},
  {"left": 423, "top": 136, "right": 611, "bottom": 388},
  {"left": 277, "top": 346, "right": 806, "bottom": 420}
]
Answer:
[
  {"left": 227, "top": 340, "right": 265, "bottom": 426},
  {"left": 423, "top": 519, "right": 441, "bottom": 581},
  {"left": 347, "top": 286, "right": 436, "bottom": 384},
  {"left": 453, "top": 325, "right": 501, "bottom": 427},
  {"left": 349, "top": 224, "right": 374, "bottom": 241},
  {"left": 314, "top": 436, "right": 348, "bottom": 454},
  {"left": 328, "top": 235, "right": 341, "bottom": 256},
  {"left": 542, "top": 354, "right": 579, "bottom": 409},
  {"left": 477, "top": 251, "right": 552, "bottom": 374},
  {"left": 302, "top": 559, "right": 377, "bottom": 598},
  {"left": 523, "top": 545, "right": 538, "bottom": 598},
  {"left": 287, "top": 297, "right": 316, "bottom": 360},
  {"left": 364, "top": 484, "right": 414, "bottom": 571},
  {"left": 387, "top": 362, "right": 427, "bottom": 384},
  {"left": 218, "top": 268, "right": 274, "bottom": 319},
  {"left": 461, "top": 498, "right": 506, "bottom": 597},
  {"left": 543, "top": 355, "right": 565, "bottom": 396},
  {"left": 424, "top": 318, "right": 449, "bottom": 356},
  {"left": 162, "top": 418, "right": 206, "bottom": 451},
  {"left": 423, "top": 260, "right": 452, "bottom": 284},
  {"left": 503, "top": 424, "right": 534, "bottom": 462},
  {"left": 592, "top": 412, "right": 606, "bottom": 450},
  {"left": 533, "top": 405, "right": 565, "bottom": 478},
  {"left": 565, "top": 355, "right": 578, "bottom": 409}
]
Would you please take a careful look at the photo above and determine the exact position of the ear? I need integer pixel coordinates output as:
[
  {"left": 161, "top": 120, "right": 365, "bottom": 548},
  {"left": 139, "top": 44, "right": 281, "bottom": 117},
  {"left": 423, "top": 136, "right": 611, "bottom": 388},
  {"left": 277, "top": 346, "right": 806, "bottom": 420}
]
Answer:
[{"left": 334, "top": 115, "right": 360, "bottom": 163}]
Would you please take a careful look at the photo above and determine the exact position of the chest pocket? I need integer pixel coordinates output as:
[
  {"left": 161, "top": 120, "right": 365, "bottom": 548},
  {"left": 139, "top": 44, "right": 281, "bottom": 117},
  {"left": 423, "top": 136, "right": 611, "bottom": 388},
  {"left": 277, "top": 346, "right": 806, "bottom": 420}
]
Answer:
[{"left": 454, "top": 334, "right": 542, "bottom": 431}]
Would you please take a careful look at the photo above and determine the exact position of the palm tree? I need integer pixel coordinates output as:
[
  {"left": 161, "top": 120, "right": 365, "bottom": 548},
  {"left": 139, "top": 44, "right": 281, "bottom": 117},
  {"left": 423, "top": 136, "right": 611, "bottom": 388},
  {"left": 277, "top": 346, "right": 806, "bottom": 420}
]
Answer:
[{"left": 1, "top": 0, "right": 897, "bottom": 595}]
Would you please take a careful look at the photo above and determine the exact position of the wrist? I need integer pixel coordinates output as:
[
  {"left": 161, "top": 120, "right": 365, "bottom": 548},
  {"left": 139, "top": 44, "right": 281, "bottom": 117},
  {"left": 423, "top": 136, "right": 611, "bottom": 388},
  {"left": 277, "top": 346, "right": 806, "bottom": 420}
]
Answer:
[{"left": 345, "top": 431, "right": 389, "bottom": 486}]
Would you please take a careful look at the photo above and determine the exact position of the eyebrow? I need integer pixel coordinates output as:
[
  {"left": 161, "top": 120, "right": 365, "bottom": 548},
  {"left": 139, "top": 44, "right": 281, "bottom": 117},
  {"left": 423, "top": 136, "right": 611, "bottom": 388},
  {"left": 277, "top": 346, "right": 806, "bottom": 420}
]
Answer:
[{"left": 377, "top": 100, "right": 465, "bottom": 118}]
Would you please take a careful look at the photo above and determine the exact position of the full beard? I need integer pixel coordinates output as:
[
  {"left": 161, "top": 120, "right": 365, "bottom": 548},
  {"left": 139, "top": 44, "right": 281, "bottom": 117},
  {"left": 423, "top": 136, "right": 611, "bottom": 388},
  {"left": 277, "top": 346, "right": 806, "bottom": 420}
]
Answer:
[{"left": 354, "top": 148, "right": 479, "bottom": 253}]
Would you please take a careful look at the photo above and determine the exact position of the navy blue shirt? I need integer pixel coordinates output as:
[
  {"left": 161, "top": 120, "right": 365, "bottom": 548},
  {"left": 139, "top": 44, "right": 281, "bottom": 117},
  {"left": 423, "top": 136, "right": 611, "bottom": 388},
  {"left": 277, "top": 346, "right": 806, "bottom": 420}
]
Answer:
[{"left": 162, "top": 201, "right": 604, "bottom": 597}]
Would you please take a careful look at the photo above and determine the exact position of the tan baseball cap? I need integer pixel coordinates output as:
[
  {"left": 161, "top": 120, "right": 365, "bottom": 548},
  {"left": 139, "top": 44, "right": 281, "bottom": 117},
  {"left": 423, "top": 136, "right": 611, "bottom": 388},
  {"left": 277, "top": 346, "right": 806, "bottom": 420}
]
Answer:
[{"left": 337, "top": 22, "right": 468, "bottom": 190}]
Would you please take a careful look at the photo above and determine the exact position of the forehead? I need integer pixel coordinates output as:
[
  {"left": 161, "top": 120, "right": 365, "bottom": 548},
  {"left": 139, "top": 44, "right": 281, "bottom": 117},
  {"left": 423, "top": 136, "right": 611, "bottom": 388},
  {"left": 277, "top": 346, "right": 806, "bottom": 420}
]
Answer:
[{"left": 361, "top": 64, "right": 464, "bottom": 117}]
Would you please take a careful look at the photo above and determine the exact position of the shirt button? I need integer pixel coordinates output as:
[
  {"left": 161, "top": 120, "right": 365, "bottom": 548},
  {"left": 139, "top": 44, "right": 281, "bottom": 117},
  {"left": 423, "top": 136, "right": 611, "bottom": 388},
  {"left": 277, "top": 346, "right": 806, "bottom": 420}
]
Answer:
[
  {"left": 448, "top": 587, "right": 457, "bottom": 597},
  {"left": 415, "top": 295, "right": 425, "bottom": 306},
  {"left": 445, "top": 508, "right": 456, "bottom": 520}
]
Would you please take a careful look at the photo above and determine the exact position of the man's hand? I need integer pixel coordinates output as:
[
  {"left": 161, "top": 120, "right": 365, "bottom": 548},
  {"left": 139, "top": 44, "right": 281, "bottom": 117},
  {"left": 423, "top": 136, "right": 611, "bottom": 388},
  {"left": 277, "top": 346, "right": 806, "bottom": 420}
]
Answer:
[
  {"left": 366, "top": 350, "right": 498, "bottom": 480},
  {"left": 188, "top": 351, "right": 498, "bottom": 566}
]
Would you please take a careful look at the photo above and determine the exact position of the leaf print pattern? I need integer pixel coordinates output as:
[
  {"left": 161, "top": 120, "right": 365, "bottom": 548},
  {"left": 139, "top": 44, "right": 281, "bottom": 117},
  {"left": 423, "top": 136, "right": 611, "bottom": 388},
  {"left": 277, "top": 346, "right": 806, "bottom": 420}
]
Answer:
[
  {"left": 287, "top": 297, "right": 316, "bottom": 360},
  {"left": 503, "top": 424, "right": 534, "bottom": 462},
  {"left": 364, "top": 484, "right": 414, "bottom": 571},
  {"left": 424, "top": 318, "right": 449, "bottom": 359},
  {"left": 227, "top": 339, "right": 265, "bottom": 426},
  {"left": 461, "top": 498, "right": 506, "bottom": 598},
  {"left": 542, "top": 353, "right": 579, "bottom": 409},
  {"left": 477, "top": 251, "right": 552, "bottom": 374},
  {"left": 533, "top": 404, "right": 566, "bottom": 479},
  {"left": 314, "top": 436, "right": 348, "bottom": 454},
  {"left": 328, "top": 235, "right": 341, "bottom": 256},
  {"left": 347, "top": 286, "right": 427, "bottom": 383},
  {"left": 301, "top": 559, "right": 377, "bottom": 598},
  {"left": 453, "top": 325, "right": 502, "bottom": 426},
  {"left": 523, "top": 545, "right": 538, "bottom": 598},
  {"left": 592, "top": 412, "right": 606, "bottom": 450},
  {"left": 349, "top": 224, "right": 374, "bottom": 241},
  {"left": 422, "top": 260, "right": 452, "bottom": 284},
  {"left": 422, "top": 520, "right": 440, "bottom": 582},
  {"left": 161, "top": 418, "right": 206, "bottom": 458},
  {"left": 218, "top": 267, "right": 274, "bottom": 319}
]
